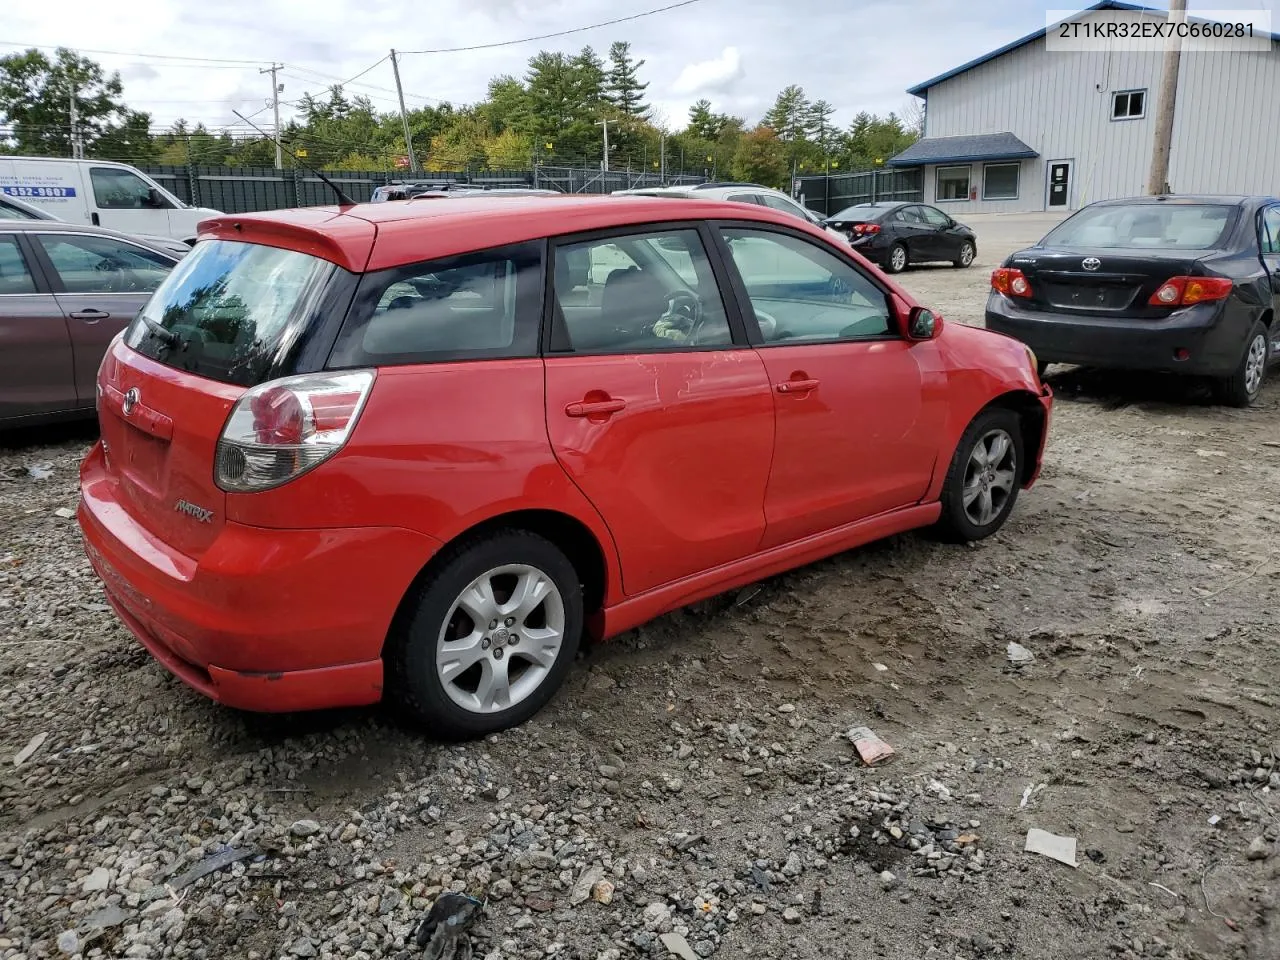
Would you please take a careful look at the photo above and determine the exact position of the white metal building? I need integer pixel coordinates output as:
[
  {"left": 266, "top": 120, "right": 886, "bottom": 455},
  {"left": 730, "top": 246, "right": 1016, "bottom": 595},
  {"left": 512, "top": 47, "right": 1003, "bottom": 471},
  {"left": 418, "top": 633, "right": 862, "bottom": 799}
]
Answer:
[{"left": 890, "top": 1, "right": 1280, "bottom": 214}]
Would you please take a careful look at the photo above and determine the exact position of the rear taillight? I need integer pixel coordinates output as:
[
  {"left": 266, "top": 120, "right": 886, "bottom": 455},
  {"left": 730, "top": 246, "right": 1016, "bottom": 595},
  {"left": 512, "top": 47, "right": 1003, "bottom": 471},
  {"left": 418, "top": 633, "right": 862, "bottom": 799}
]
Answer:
[
  {"left": 852, "top": 223, "right": 881, "bottom": 235},
  {"left": 215, "top": 371, "right": 375, "bottom": 492},
  {"left": 992, "top": 267, "right": 1032, "bottom": 298},
  {"left": 1148, "top": 276, "right": 1232, "bottom": 307}
]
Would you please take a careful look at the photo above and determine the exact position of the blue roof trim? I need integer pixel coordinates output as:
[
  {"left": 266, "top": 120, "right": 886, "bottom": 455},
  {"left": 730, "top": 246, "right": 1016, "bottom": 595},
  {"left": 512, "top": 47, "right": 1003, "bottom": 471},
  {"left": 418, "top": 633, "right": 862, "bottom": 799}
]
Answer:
[
  {"left": 906, "top": 1, "right": 1280, "bottom": 97},
  {"left": 887, "top": 132, "right": 1038, "bottom": 167}
]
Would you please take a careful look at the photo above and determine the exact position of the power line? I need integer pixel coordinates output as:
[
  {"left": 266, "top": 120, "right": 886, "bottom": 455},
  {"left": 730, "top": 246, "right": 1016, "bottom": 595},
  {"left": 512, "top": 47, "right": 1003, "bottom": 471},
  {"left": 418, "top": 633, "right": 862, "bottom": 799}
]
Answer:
[
  {"left": 399, "top": 0, "right": 709, "bottom": 54},
  {"left": 0, "top": 39, "right": 266, "bottom": 65}
]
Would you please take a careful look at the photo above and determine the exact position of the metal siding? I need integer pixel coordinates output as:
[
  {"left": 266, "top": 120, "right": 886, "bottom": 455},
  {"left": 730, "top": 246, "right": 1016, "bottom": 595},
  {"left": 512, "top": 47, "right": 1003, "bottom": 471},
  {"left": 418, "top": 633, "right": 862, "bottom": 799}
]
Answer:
[{"left": 916, "top": 8, "right": 1280, "bottom": 212}]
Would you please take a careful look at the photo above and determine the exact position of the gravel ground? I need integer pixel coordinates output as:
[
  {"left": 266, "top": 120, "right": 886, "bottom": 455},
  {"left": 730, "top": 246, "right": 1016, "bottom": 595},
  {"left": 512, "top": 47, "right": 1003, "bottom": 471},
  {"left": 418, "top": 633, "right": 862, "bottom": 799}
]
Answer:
[{"left": 3, "top": 221, "right": 1280, "bottom": 960}]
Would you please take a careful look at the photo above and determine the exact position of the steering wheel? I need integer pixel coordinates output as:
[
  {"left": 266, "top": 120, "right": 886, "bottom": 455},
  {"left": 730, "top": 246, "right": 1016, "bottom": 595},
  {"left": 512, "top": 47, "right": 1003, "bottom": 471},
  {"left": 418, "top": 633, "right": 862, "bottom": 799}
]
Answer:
[
  {"left": 753, "top": 308, "right": 780, "bottom": 341},
  {"left": 651, "top": 290, "right": 704, "bottom": 342},
  {"left": 94, "top": 260, "right": 140, "bottom": 293}
]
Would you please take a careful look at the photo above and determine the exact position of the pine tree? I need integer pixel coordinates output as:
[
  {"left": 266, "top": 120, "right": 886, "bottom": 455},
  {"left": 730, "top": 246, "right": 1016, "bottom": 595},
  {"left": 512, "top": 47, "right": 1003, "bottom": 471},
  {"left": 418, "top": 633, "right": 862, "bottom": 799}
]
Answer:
[{"left": 606, "top": 41, "right": 649, "bottom": 118}]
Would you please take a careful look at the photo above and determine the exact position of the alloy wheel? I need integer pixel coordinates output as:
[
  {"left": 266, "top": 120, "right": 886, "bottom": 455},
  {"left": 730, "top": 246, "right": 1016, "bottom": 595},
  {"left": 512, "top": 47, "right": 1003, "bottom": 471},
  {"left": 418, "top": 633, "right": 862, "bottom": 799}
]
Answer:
[
  {"left": 1244, "top": 332, "right": 1267, "bottom": 397},
  {"left": 436, "top": 563, "right": 566, "bottom": 715},
  {"left": 890, "top": 246, "right": 907, "bottom": 271},
  {"left": 962, "top": 429, "right": 1018, "bottom": 528}
]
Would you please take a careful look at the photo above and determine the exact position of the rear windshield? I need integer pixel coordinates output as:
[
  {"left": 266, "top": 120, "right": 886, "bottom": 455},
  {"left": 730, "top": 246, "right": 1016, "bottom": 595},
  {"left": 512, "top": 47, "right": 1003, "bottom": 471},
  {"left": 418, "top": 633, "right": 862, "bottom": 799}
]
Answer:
[
  {"left": 828, "top": 205, "right": 886, "bottom": 221},
  {"left": 1042, "top": 203, "right": 1236, "bottom": 249},
  {"left": 124, "top": 239, "right": 335, "bottom": 386}
]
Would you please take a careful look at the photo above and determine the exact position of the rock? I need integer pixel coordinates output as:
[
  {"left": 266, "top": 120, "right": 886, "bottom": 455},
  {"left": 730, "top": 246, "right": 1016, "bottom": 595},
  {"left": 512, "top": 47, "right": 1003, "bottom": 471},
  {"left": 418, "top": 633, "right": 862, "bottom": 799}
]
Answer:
[
  {"left": 778, "top": 704, "right": 796, "bottom": 714},
  {"left": 782, "top": 907, "right": 802, "bottom": 924},
  {"left": 659, "top": 932, "right": 700, "bottom": 960},
  {"left": 13, "top": 732, "right": 48, "bottom": 767},
  {"left": 1247, "top": 837, "right": 1271, "bottom": 861},
  {"left": 694, "top": 941, "right": 716, "bottom": 958},
  {"left": 879, "top": 870, "right": 899, "bottom": 891},
  {"left": 644, "top": 902, "right": 672, "bottom": 930},
  {"left": 289, "top": 936, "right": 318, "bottom": 957},
  {"left": 340, "top": 823, "right": 359, "bottom": 843},
  {"left": 81, "top": 867, "right": 112, "bottom": 893},
  {"left": 82, "top": 904, "right": 131, "bottom": 930},
  {"left": 591, "top": 879, "right": 615, "bottom": 905},
  {"left": 782, "top": 853, "right": 803, "bottom": 877},
  {"left": 490, "top": 878, "right": 514, "bottom": 899},
  {"left": 571, "top": 866, "right": 606, "bottom": 906},
  {"left": 54, "top": 507, "right": 77, "bottom": 519},
  {"left": 290, "top": 819, "right": 322, "bottom": 838},
  {"left": 750, "top": 903, "right": 766, "bottom": 915},
  {"left": 57, "top": 930, "right": 79, "bottom": 954}
]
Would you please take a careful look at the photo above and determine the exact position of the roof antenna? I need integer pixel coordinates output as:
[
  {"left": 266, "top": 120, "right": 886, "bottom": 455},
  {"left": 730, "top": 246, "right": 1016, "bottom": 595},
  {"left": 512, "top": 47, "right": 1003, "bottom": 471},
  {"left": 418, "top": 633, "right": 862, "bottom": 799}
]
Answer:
[{"left": 232, "top": 110, "right": 357, "bottom": 207}]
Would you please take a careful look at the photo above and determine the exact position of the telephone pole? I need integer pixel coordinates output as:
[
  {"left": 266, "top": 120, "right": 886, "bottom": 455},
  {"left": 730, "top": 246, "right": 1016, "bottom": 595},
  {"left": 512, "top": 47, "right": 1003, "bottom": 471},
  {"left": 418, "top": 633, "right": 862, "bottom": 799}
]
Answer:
[
  {"left": 597, "top": 118, "right": 610, "bottom": 172},
  {"left": 68, "top": 86, "right": 84, "bottom": 159},
  {"left": 659, "top": 131, "right": 666, "bottom": 183},
  {"left": 390, "top": 50, "right": 419, "bottom": 174},
  {"left": 1146, "top": 0, "right": 1186, "bottom": 195},
  {"left": 260, "top": 63, "right": 283, "bottom": 169}
]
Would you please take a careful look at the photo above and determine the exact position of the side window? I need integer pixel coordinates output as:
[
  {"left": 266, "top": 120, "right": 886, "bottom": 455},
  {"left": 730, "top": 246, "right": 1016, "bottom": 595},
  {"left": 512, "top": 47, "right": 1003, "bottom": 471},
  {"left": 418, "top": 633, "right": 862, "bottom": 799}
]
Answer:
[
  {"left": 551, "top": 228, "right": 733, "bottom": 354},
  {"left": 0, "top": 236, "right": 38, "bottom": 295},
  {"left": 721, "top": 228, "right": 893, "bottom": 343},
  {"left": 758, "top": 194, "right": 807, "bottom": 219},
  {"left": 90, "top": 168, "right": 168, "bottom": 210},
  {"left": 726, "top": 194, "right": 763, "bottom": 205},
  {"left": 1263, "top": 207, "right": 1280, "bottom": 255},
  {"left": 329, "top": 242, "right": 542, "bottom": 366},
  {"left": 899, "top": 206, "right": 926, "bottom": 225},
  {"left": 918, "top": 205, "right": 951, "bottom": 227},
  {"left": 37, "top": 234, "right": 173, "bottom": 294}
]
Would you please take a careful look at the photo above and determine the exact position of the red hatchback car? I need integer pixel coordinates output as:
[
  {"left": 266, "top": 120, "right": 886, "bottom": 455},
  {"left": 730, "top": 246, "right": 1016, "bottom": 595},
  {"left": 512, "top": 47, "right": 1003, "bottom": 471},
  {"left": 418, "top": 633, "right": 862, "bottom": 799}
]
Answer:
[{"left": 79, "top": 195, "right": 1052, "bottom": 738}]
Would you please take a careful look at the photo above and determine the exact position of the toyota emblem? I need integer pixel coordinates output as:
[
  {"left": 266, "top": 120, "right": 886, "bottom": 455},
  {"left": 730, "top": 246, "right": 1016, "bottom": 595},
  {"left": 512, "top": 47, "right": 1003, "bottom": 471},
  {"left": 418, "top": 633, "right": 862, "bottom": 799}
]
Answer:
[
  {"left": 122, "top": 387, "right": 140, "bottom": 416},
  {"left": 1082, "top": 257, "right": 1102, "bottom": 271}
]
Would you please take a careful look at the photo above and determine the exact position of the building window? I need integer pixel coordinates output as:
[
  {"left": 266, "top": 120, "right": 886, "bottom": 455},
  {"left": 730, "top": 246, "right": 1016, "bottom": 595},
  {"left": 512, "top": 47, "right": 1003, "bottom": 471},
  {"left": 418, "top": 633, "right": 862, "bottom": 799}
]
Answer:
[
  {"left": 935, "top": 165, "right": 971, "bottom": 201},
  {"left": 982, "top": 162, "right": 1020, "bottom": 200},
  {"left": 1112, "top": 89, "right": 1146, "bottom": 120}
]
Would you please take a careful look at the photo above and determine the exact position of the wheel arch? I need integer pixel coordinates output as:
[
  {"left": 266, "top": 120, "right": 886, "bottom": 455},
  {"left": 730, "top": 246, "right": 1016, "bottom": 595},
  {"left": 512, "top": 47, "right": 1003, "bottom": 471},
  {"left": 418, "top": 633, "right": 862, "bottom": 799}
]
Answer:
[
  {"left": 385, "top": 508, "right": 613, "bottom": 652},
  {"left": 982, "top": 389, "right": 1049, "bottom": 487}
]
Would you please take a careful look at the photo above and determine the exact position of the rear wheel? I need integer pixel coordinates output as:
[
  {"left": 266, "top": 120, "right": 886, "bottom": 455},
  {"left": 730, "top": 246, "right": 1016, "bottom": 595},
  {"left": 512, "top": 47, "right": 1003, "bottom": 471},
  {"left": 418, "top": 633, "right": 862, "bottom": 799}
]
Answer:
[
  {"left": 1213, "top": 321, "right": 1268, "bottom": 408},
  {"left": 386, "top": 530, "right": 583, "bottom": 739},
  {"left": 954, "top": 241, "right": 975, "bottom": 268},
  {"left": 935, "top": 408, "right": 1024, "bottom": 542},
  {"left": 885, "top": 243, "right": 908, "bottom": 274}
]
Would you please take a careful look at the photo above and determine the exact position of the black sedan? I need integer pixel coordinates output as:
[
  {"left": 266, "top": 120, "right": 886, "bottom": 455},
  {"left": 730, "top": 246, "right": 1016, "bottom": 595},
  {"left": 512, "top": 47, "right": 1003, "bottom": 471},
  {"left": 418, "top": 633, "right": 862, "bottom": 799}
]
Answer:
[
  {"left": 823, "top": 201, "right": 977, "bottom": 274},
  {"left": 985, "top": 195, "right": 1280, "bottom": 407}
]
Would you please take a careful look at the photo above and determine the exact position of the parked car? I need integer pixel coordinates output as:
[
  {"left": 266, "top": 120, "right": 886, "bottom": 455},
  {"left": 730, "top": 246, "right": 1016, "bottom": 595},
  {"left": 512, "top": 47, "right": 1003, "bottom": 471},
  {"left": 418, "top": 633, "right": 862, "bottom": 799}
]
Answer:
[
  {"left": 79, "top": 194, "right": 1052, "bottom": 738},
  {"left": 823, "top": 201, "right": 977, "bottom": 273},
  {"left": 986, "top": 195, "right": 1280, "bottom": 407},
  {"left": 371, "top": 182, "right": 559, "bottom": 202},
  {"left": 0, "top": 156, "right": 221, "bottom": 244},
  {"left": 613, "top": 182, "right": 841, "bottom": 237},
  {"left": 0, "top": 221, "right": 182, "bottom": 426},
  {"left": 0, "top": 190, "right": 193, "bottom": 258}
]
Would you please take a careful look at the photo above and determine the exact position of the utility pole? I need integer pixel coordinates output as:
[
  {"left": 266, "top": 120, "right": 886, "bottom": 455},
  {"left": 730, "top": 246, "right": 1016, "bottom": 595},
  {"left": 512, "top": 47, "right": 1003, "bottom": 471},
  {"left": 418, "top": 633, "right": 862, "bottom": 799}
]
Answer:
[
  {"left": 68, "top": 86, "right": 83, "bottom": 159},
  {"left": 260, "top": 63, "right": 283, "bottom": 169},
  {"left": 1146, "top": 0, "right": 1186, "bottom": 195},
  {"left": 597, "top": 118, "right": 610, "bottom": 172},
  {"left": 390, "top": 50, "right": 419, "bottom": 175},
  {"left": 659, "top": 131, "right": 666, "bottom": 183}
]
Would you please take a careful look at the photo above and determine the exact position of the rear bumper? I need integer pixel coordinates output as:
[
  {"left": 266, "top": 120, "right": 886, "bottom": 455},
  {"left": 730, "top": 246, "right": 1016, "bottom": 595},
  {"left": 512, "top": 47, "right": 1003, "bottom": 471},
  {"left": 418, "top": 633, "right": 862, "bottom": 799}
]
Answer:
[
  {"left": 984, "top": 293, "right": 1246, "bottom": 376},
  {"left": 79, "top": 445, "right": 442, "bottom": 712}
]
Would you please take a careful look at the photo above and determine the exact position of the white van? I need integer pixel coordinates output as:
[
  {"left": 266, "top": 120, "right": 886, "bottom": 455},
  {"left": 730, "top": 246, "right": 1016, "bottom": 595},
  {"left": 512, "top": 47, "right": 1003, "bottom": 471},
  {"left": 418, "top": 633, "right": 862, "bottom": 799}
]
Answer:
[{"left": 0, "top": 157, "right": 221, "bottom": 245}]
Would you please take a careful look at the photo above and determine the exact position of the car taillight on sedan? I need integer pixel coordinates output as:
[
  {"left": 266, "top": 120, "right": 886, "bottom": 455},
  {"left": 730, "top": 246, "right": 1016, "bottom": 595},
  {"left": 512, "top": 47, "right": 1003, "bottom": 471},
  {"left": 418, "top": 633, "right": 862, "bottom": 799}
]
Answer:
[
  {"left": 215, "top": 370, "right": 375, "bottom": 492},
  {"left": 1147, "top": 276, "right": 1233, "bottom": 306},
  {"left": 851, "top": 223, "right": 880, "bottom": 235},
  {"left": 991, "top": 267, "right": 1032, "bottom": 298}
]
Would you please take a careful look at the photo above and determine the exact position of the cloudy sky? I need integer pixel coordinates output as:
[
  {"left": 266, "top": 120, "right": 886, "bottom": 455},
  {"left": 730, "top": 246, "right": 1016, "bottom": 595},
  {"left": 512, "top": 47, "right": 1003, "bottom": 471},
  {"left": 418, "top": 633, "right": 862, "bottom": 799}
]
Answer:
[{"left": 5, "top": 0, "right": 1279, "bottom": 135}]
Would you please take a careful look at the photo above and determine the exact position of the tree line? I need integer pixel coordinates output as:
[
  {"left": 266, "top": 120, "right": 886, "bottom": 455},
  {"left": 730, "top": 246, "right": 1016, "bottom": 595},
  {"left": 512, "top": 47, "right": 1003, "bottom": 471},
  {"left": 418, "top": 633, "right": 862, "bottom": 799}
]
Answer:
[{"left": 1, "top": 45, "right": 921, "bottom": 189}]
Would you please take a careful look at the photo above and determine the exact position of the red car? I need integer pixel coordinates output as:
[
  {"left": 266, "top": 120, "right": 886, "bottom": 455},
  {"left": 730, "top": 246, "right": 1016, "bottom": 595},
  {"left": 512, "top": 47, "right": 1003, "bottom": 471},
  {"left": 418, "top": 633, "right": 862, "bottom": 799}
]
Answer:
[{"left": 79, "top": 195, "right": 1052, "bottom": 738}]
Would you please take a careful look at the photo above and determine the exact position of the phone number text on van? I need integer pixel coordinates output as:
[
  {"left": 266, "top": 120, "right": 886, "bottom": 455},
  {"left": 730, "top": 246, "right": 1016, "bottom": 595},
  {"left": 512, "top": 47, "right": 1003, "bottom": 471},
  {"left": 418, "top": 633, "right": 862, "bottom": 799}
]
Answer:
[{"left": 1, "top": 185, "right": 78, "bottom": 198}]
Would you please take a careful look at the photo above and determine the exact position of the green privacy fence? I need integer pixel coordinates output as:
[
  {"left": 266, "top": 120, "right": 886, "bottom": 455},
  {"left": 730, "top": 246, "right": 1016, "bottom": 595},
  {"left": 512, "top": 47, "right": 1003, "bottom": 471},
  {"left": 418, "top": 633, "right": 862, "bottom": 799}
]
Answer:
[
  {"left": 794, "top": 168, "right": 924, "bottom": 216},
  {"left": 138, "top": 164, "right": 709, "bottom": 213}
]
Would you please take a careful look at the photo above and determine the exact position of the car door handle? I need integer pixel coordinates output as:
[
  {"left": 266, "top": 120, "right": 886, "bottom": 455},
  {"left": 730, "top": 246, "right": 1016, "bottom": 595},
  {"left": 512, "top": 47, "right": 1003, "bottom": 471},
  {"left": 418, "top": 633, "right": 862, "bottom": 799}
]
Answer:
[
  {"left": 70, "top": 309, "right": 111, "bottom": 322},
  {"left": 776, "top": 378, "right": 820, "bottom": 394},
  {"left": 565, "top": 398, "right": 627, "bottom": 418}
]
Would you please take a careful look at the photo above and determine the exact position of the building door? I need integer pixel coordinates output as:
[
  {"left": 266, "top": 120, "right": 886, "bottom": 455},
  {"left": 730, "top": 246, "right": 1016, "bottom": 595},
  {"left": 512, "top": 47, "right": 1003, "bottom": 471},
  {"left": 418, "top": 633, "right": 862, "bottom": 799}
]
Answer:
[{"left": 1046, "top": 160, "right": 1072, "bottom": 209}]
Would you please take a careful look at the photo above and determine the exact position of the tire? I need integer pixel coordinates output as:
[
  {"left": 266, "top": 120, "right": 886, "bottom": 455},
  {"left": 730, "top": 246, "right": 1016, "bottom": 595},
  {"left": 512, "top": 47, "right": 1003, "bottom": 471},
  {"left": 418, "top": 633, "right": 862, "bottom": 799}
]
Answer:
[
  {"left": 1213, "top": 321, "right": 1269, "bottom": 408},
  {"left": 885, "top": 242, "right": 908, "bottom": 274},
  {"left": 954, "top": 241, "right": 976, "bottom": 268},
  {"left": 385, "top": 530, "right": 583, "bottom": 740},
  {"left": 935, "top": 407, "right": 1025, "bottom": 543}
]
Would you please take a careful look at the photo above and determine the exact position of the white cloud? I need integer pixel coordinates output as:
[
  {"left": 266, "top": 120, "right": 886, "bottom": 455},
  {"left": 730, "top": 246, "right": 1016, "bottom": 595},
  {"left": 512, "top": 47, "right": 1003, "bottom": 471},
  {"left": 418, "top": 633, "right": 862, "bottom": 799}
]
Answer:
[{"left": 671, "top": 47, "right": 743, "bottom": 96}]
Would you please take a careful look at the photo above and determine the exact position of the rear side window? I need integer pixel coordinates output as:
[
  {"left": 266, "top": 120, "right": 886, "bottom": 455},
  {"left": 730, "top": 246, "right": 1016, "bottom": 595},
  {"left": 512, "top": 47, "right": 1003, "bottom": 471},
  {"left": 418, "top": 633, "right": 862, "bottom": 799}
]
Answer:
[
  {"left": 1262, "top": 207, "right": 1280, "bottom": 254},
  {"left": 0, "top": 236, "right": 37, "bottom": 294},
  {"left": 37, "top": 234, "right": 172, "bottom": 293},
  {"left": 329, "top": 241, "right": 542, "bottom": 367},
  {"left": 125, "top": 239, "right": 335, "bottom": 386}
]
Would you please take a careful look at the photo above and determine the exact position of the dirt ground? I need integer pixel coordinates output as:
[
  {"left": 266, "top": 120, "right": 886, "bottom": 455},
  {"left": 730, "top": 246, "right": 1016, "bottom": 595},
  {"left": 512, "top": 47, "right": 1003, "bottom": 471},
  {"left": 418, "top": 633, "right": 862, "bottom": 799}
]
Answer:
[{"left": 2, "top": 214, "right": 1279, "bottom": 960}]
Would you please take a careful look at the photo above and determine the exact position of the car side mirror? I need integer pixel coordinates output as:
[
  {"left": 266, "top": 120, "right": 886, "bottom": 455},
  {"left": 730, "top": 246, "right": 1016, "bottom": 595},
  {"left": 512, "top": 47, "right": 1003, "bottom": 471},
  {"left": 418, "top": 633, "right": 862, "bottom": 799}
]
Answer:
[
  {"left": 907, "top": 306, "right": 942, "bottom": 340},
  {"left": 146, "top": 188, "right": 168, "bottom": 209}
]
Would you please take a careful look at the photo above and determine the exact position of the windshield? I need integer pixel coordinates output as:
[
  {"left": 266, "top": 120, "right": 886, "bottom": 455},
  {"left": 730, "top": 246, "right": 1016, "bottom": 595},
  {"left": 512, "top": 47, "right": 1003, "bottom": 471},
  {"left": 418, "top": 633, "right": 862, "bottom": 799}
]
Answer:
[
  {"left": 125, "top": 239, "right": 335, "bottom": 387},
  {"left": 1042, "top": 203, "right": 1236, "bottom": 249}
]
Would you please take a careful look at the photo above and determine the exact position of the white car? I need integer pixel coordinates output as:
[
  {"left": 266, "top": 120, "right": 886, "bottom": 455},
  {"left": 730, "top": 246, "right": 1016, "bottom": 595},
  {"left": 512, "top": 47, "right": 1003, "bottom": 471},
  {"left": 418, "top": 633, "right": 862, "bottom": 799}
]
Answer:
[
  {"left": 612, "top": 182, "right": 845, "bottom": 240},
  {"left": 0, "top": 191, "right": 192, "bottom": 257},
  {"left": 0, "top": 157, "right": 221, "bottom": 245}
]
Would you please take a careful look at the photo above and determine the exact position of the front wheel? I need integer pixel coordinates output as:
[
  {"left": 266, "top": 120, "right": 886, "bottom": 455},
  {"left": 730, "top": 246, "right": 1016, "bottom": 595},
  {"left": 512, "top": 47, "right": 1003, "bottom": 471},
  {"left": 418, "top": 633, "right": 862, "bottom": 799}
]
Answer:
[
  {"left": 935, "top": 408, "right": 1025, "bottom": 542},
  {"left": 954, "top": 241, "right": 975, "bottom": 268},
  {"left": 1213, "top": 321, "right": 1269, "bottom": 408},
  {"left": 386, "top": 531, "right": 583, "bottom": 739}
]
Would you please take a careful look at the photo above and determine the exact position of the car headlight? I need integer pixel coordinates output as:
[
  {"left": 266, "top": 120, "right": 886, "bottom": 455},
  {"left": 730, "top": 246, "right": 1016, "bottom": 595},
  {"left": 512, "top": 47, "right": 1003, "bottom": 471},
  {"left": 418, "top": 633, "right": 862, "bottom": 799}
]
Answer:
[{"left": 1025, "top": 345, "right": 1039, "bottom": 373}]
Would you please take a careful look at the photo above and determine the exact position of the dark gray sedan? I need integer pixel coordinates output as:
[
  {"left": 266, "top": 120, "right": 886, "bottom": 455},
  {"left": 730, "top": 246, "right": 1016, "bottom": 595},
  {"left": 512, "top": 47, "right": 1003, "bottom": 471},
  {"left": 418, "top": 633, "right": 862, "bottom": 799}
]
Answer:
[{"left": 0, "top": 220, "right": 181, "bottom": 427}]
